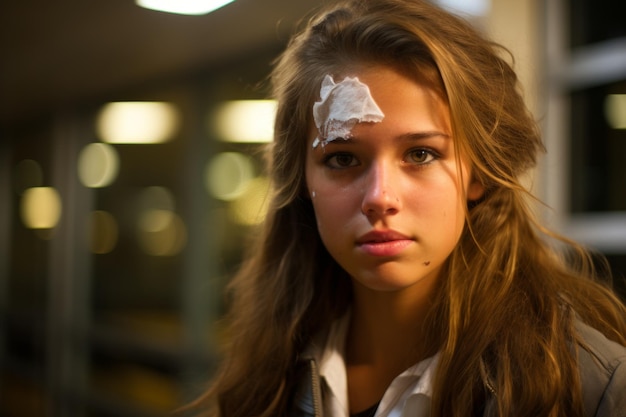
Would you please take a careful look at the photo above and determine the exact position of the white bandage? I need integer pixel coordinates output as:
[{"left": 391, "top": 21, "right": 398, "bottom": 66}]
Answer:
[{"left": 312, "top": 75, "right": 385, "bottom": 148}]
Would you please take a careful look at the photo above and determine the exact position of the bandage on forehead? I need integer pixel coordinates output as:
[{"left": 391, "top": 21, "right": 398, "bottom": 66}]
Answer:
[{"left": 312, "top": 74, "right": 385, "bottom": 148}]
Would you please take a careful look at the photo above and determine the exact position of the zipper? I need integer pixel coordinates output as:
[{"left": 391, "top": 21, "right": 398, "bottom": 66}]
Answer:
[{"left": 309, "top": 359, "right": 323, "bottom": 417}]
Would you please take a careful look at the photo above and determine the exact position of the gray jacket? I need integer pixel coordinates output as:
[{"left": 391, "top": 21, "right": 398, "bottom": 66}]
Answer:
[{"left": 290, "top": 321, "right": 626, "bottom": 416}]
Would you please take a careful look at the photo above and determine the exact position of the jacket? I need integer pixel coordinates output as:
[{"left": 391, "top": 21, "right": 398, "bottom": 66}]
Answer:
[{"left": 289, "top": 321, "right": 626, "bottom": 417}]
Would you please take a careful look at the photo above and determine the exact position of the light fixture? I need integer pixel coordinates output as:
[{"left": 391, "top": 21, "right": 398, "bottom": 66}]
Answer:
[
  {"left": 212, "top": 100, "right": 277, "bottom": 143},
  {"left": 136, "top": 0, "right": 236, "bottom": 16},
  {"left": 20, "top": 187, "right": 62, "bottom": 229},
  {"left": 77, "top": 143, "right": 120, "bottom": 188},
  {"left": 96, "top": 101, "right": 179, "bottom": 144},
  {"left": 605, "top": 94, "right": 626, "bottom": 129}
]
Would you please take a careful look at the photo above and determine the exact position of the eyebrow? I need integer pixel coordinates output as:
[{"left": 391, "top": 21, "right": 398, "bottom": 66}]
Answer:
[
  {"left": 322, "top": 131, "right": 450, "bottom": 146},
  {"left": 397, "top": 131, "right": 451, "bottom": 141}
]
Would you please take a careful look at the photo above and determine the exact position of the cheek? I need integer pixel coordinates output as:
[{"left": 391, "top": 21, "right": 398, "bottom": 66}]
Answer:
[
  {"left": 306, "top": 164, "right": 352, "bottom": 216},
  {"left": 311, "top": 189, "right": 347, "bottom": 223},
  {"left": 309, "top": 186, "right": 358, "bottom": 239},
  {"left": 411, "top": 182, "right": 466, "bottom": 233}
]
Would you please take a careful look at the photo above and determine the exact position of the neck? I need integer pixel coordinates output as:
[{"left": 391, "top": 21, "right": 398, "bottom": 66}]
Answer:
[
  {"left": 347, "top": 278, "right": 440, "bottom": 367},
  {"left": 343, "top": 278, "right": 441, "bottom": 413}
]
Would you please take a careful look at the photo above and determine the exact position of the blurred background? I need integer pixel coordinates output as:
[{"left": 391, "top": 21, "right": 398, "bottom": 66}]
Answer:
[{"left": 0, "top": 0, "right": 624, "bottom": 416}]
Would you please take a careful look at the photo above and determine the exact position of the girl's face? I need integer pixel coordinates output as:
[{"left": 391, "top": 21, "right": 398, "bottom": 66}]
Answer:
[{"left": 305, "top": 66, "right": 483, "bottom": 292}]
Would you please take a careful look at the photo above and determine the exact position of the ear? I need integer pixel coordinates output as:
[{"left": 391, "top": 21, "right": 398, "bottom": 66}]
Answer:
[{"left": 467, "top": 178, "right": 485, "bottom": 201}]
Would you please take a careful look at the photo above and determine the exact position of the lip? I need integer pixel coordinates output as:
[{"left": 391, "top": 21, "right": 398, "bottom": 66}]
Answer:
[{"left": 356, "top": 230, "right": 413, "bottom": 257}]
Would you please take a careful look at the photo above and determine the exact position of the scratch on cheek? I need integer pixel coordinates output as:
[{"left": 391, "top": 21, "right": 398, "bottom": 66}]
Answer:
[{"left": 423, "top": 261, "right": 431, "bottom": 266}]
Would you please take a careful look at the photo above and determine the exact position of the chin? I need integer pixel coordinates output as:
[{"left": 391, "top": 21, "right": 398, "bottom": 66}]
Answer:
[{"left": 352, "top": 275, "right": 422, "bottom": 292}]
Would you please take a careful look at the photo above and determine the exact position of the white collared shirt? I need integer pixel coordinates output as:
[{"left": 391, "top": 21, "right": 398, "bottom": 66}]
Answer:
[{"left": 306, "top": 313, "right": 439, "bottom": 417}]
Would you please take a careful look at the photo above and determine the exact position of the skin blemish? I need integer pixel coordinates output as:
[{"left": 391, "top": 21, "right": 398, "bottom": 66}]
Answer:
[
  {"left": 312, "top": 74, "right": 384, "bottom": 148},
  {"left": 423, "top": 261, "right": 431, "bottom": 266}
]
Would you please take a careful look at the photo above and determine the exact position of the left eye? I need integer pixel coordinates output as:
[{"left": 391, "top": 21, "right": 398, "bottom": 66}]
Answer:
[
  {"left": 407, "top": 149, "right": 436, "bottom": 164},
  {"left": 324, "top": 152, "right": 358, "bottom": 169}
]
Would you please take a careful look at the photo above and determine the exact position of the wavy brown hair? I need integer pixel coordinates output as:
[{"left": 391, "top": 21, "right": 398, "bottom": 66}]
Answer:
[{"left": 193, "top": 1, "right": 626, "bottom": 416}]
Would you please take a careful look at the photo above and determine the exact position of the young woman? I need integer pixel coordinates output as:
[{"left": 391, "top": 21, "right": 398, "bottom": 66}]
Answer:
[{"left": 194, "top": 0, "right": 626, "bottom": 416}]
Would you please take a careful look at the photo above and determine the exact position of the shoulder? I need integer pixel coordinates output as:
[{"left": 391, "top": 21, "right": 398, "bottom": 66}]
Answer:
[{"left": 575, "top": 320, "right": 626, "bottom": 417}]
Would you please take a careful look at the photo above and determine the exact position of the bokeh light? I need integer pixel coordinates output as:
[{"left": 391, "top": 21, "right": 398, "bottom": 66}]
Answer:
[
  {"left": 78, "top": 142, "right": 120, "bottom": 188},
  {"left": 137, "top": 209, "right": 187, "bottom": 256},
  {"left": 136, "top": 0, "right": 236, "bottom": 15},
  {"left": 89, "top": 210, "right": 119, "bottom": 254},
  {"left": 20, "top": 187, "right": 62, "bottom": 229},
  {"left": 229, "top": 176, "right": 270, "bottom": 226},
  {"left": 205, "top": 152, "right": 255, "bottom": 201},
  {"left": 605, "top": 94, "right": 626, "bottom": 129},
  {"left": 212, "top": 100, "right": 276, "bottom": 143},
  {"left": 136, "top": 186, "right": 175, "bottom": 213},
  {"left": 97, "top": 102, "right": 180, "bottom": 144},
  {"left": 134, "top": 186, "right": 185, "bottom": 256}
]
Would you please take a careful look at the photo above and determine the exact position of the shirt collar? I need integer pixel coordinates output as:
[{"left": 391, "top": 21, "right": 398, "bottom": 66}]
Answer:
[{"left": 305, "top": 312, "right": 440, "bottom": 416}]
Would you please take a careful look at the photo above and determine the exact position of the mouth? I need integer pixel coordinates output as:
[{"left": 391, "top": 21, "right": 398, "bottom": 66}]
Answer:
[
  {"left": 356, "top": 229, "right": 412, "bottom": 244},
  {"left": 356, "top": 230, "right": 414, "bottom": 257}
]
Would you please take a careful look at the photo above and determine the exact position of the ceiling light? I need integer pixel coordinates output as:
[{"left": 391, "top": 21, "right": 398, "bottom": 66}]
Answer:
[
  {"left": 96, "top": 101, "right": 179, "bottom": 144},
  {"left": 212, "top": 100, "right": 277, "bottom": 143},
  {"left": 136, "top": 0, "right": 236, "bottom": 16}
]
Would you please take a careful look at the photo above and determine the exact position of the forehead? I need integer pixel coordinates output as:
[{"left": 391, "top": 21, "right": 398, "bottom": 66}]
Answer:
[
  {"left": 310, "top": 66, "right": 451, "bottom": 142},
  {"left": 356, "top": 66, "right": 449, "bottom": 124}
]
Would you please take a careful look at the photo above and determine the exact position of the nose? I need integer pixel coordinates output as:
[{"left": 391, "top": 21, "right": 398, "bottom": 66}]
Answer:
[{"left": 361, "top": 162, "right": 402, "bottom": 217}]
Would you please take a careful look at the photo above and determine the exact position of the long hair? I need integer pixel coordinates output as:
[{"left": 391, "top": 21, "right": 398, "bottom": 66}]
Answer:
[{"left": 196, "top": 1, "right": 626, "bottom": 416}]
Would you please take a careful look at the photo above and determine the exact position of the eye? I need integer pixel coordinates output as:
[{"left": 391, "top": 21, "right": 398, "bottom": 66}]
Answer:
[
  {"left": 406, "top": 148, "right": 438, "bottom": 165},
  {"left": 323, "top": 152, "right": 359, "bottom": 169}
]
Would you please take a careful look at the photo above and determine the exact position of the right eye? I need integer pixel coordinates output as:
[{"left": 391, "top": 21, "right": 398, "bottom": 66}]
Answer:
[{"left": 323, "top": 152, "right": 359, "bottom": 169}]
